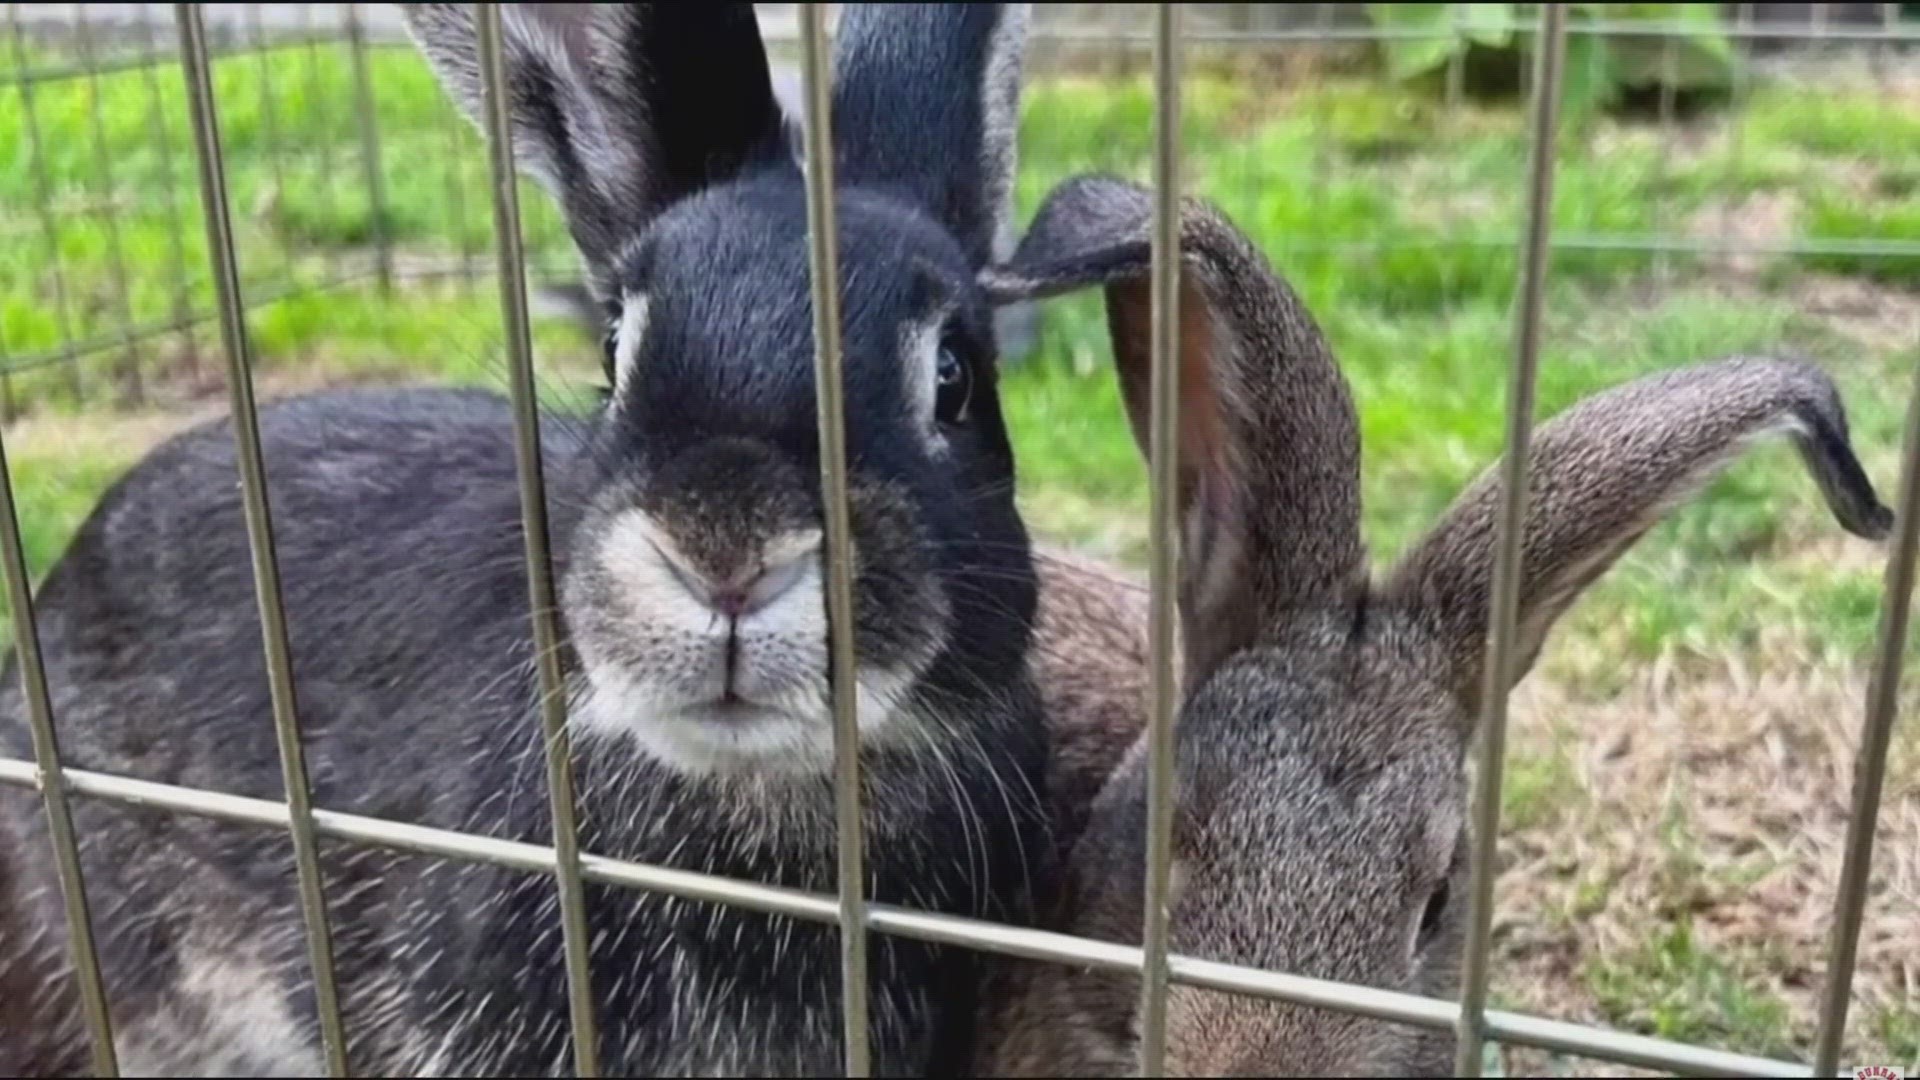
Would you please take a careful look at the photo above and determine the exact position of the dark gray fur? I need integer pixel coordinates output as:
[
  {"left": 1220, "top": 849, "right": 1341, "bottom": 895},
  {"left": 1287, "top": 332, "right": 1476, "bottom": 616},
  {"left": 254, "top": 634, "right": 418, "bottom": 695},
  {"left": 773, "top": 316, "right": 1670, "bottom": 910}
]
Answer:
[
  {"left": 0, "top": 5, "right": 1049, "bottom": 1076},
  {"left": 975, "top": 176, "right": 1893, "bottom": 1075}
]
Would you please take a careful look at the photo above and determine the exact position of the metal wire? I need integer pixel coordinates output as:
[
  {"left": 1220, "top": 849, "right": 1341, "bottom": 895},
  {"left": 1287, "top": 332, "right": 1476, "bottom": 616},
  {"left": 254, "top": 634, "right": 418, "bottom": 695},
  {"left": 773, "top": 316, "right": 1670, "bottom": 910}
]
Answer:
[
  {"left": 7, "top": 2, "right": 82, "bottom": 400},
  {"left": 0, "top": 755, "right": 1822, "bottom": 1078},
  {"left": 345, "top": 4, "right": 392, "bottom": 296},
  {"left": 1811, "top": 361, "right": 1920, "bottom": 1076},
  {"left": 1811, "top": 12, "right": 1920, "bottom": 1069},
  {"left": 1137, "top": 4, "right": 1183, "bottom": 1077},
  {"left": 302, "top": 3, "right": 346, "bottom": 290},
  {"left": 1453, "top": 5, "right": 1567, "bottom": 1077},
  {"left": 72, "top": 6, "right": 146, "bottom": 406},
  {"left": 135, "top": 7, "right": 204, "bottom": 384},
  {"left": 2, "top": 5, "right": 1910, "bottom": 1077},
  {"left": 0, "top": 390, "right": 118, "bottom": 1080},
  {"left": 175, "top": 4, "right": 350, "bottom": 1074},
  {"left": 470, "top": 6, "right": 602, "bottom": 1075},
  {"left": 795, "top": 8, "right": 873, "bottom": 1075},
  {"left": 171, "top": 4, "right": 354, "bottom": 1071},
  {"left": 245, "top": 4, "right": 297, "bottom": 291}
]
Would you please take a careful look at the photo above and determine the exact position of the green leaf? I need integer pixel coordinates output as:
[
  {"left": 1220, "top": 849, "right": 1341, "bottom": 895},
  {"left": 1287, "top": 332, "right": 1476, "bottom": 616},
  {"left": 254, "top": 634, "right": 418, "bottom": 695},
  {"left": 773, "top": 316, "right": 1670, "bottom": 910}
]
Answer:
[
  {"left": 1366, "top": 3, "right": 1456, "bottom": 32},
  {"left": 1556, "top": 32, "right": 1620, "bottom": 117},
  {"left": 1368, "top": 4, "right": 1468, "bottom": 81},
  {"left": 1460, "top": 3, "right": 1519, "bottom": 47}
]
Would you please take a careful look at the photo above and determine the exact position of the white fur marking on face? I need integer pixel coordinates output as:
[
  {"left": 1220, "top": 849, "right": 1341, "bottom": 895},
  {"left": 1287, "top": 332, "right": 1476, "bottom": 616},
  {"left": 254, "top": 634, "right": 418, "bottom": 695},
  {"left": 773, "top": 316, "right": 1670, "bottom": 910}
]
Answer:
[
  {"left": 611, "top": 293, "right": 651, "bottom": 402},
  {"left": 901, "top": 317, "right": 946, "bottom": 432},
  {"left": 573, "top": 510, "right": 917, "bottom": 776}
]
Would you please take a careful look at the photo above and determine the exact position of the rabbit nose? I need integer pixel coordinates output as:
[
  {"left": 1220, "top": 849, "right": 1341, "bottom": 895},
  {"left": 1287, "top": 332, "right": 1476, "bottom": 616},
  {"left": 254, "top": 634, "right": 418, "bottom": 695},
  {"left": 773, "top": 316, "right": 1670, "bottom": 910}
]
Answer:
[{"left": 670, "top": 541, "right": 818, "bottom": 622}]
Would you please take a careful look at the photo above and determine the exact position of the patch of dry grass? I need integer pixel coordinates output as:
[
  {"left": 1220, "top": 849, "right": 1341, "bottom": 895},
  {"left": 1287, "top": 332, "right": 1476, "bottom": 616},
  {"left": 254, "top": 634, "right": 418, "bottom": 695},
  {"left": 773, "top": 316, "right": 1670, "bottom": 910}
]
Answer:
[{"left": 1495, "top": 642, "right": 1919, "bottom": 1075}]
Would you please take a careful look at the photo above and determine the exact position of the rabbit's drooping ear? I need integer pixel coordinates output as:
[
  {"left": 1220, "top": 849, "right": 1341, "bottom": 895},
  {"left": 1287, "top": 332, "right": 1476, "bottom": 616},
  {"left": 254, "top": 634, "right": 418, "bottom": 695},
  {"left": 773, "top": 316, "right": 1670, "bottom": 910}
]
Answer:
[
  {"left": 984, "top": 176, "right": 1365, "bottom": 675},
  {"left": 399, "top": 3, "right": 785, "bottom": 295},
  {"left": 1386, "top": 357, "right": 1894, "bottom": 715},
  {"left": 830, "top": 3, "right": 1031, "bottom": 268}
]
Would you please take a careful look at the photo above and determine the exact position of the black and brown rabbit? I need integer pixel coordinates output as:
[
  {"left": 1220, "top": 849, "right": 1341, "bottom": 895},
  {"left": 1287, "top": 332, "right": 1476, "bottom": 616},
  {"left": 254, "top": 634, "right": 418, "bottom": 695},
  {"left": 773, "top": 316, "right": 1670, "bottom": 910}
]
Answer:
[{"left": 0, "top": 4, "right": 1055, "bottom": 1075}]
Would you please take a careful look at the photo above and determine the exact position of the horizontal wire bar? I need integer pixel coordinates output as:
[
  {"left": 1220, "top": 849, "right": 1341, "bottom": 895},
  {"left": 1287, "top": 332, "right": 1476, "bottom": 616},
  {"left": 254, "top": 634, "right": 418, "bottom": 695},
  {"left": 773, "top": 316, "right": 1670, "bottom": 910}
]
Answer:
[
  {"left": 10, "top": 11, "right": 1919, "bottom": 72},
  {"left": 10, "top": 229, "right": 1920, "bottom": 375},
  {"left": 0, "top": 756, "right": 1829, "bottom": 1078},
  {"left": 0, "top": 270, "right": 378, "bottom": 377},
  {"left": 768, "top": 19, "right": 1920, "bottom": 47},
  {"left": 4, "top": 33, "right": 332, "bottom": 85}
]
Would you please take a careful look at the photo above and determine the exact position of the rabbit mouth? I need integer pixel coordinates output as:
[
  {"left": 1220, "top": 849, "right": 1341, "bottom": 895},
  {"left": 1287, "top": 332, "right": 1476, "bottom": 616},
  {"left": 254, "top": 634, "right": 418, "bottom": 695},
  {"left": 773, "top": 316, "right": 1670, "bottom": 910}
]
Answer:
[
  {"left": 571, "top": 662, "right": 921, "bottom": 777},
  {"left": 564, "top": 504, "right": 946, "bottom": 775}
]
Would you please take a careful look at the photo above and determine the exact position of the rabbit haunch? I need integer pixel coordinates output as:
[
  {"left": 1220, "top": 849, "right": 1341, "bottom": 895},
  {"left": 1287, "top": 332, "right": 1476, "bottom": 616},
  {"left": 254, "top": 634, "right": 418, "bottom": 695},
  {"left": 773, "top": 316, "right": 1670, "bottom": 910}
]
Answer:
[
  {"left": 0, "top": 4, "right": 1054, "bottom": 1076},
  {"left": 973, "top": 175, "right": 1892, "bottom": 1076}
]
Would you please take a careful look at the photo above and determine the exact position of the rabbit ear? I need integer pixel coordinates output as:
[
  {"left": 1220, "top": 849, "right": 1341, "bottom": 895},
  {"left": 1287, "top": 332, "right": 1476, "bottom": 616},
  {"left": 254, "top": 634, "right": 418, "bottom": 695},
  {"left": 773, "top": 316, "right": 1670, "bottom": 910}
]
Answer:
[
  {"left": 829, "top": 3, "right": 1031, "bottom": 268},
  {"left": 1385, "top": 357, "right": 1894, "bottom": 716},
  {"left": 399, "top": 3, "right": 786, "bottom": 296},
  {"left": 984, "top": 175, "right": 1366, "bottom": 674}
]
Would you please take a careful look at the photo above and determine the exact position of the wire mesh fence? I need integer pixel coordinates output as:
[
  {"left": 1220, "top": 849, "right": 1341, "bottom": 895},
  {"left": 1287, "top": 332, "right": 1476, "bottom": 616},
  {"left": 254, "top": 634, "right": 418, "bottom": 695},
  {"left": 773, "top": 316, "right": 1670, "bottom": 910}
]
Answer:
[{"left": 0, "top": 3, "right": 1915, "bottom": 1077}]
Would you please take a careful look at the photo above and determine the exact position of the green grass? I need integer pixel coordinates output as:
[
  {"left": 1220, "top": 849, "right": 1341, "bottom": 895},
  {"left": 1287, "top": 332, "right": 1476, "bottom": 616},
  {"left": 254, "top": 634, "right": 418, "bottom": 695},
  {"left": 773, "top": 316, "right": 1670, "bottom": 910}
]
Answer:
[
  {"left": 1880, "top": 1007, "right": 1920, "bottom": 1070},
  {"left": 2, "top": 33, "right": 1916, "bottom": 1062},
  {"left": 2, "top": 43, "right": 1911, "bottom": 659},
  {"left": 1586, "top": 921, "right": 1799, "bottom": 1059}
]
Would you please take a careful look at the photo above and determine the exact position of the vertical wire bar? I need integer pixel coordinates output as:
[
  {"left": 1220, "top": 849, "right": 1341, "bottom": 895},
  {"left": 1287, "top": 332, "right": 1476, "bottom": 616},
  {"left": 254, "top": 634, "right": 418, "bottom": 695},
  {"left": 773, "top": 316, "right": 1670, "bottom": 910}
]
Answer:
[
  {"left": 302, "top": 3, "right": 346, "bottom": 289},
  {"left": 796, "top": 9, "right": 871, "bottom": 1076},
  {"left": 1811, "top": 364, "right": 1920, "bottom": 1077},
  {"left": 1137, "top": 5, "right": 1183, "bottom": 1077},
  {"left": 1441, "top": 1, "right": 1469, "bottom": 300},
  {"left": 136, "top": 10, "right": 204, "bottom": 382},
  {"left": 1453, "top": 5, "right": 1567, "bottom": 1077},
  {"left": 0, "top": 257, "right": 12, "bottom": 421},
  {"left": 175, "top": 7, "right": 351, "bottom": 1075},
  {"left": 1723, "top": 3, "right": 1752, "bottom": 260},
  {"left": 1309, "top": 3, "right": 1334, "bottom": 238},
  {"left": 345, "top": 4, "right": 391, "bottom": 295},
  {"left": 1878, "top": 4, "right": 1899, "bottom": 83},
  {"left": 1651, "top": 29, "right": 1678, "bottom": 283},
  {"left": 7, "top": 3, "right": 82, "bottom": 401},
  {"left": 470, "top": 7, "right": 601, "bottom": 1075},
  {"left": 72, "top": 6, "right": 147, "bottom": 406},
  {"left": 445, "top": 111, "right": 478, "bottom": 288},
  {"left": 0, "top": 365, "right": 118, "bottom": 1079},
  {"left": 1445, "top": 2, "right": 1467, "bottom": 110},
  {"left": 247, "top": 5, "right": 296, "bottom": 290},
  {"left": 0, "top": 3, "right": 15, "bottom": 414}
]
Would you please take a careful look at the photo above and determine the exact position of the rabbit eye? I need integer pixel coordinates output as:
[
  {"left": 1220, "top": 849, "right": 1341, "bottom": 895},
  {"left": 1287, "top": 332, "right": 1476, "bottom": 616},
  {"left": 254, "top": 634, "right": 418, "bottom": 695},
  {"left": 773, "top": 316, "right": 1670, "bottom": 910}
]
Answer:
[
  {"left": 600, "top": 322, "right": 620, "bottom": 386},
  {"left": 935, "top": 343, "right": 972, "bottom": 425},
  {"left": 1417, "top": 878, "right": 1450, "bottom": 943}
]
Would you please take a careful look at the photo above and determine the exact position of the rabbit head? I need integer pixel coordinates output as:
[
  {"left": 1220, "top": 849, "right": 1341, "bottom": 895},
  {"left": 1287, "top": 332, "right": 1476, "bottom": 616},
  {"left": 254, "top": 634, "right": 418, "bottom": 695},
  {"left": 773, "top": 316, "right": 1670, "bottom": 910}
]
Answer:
[
  {"left": 401, "top": 4, "right": 1039, "bottom": 776},
  {"left": 979, "top": 175, "right": 1894, "bottom": 1076}
]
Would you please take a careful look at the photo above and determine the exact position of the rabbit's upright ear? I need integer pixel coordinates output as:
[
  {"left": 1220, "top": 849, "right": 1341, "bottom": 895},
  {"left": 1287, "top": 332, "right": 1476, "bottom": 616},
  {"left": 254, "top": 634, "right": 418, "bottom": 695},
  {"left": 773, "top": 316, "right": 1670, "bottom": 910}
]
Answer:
[
  {"left": 1385, "top": 357, "right": 1894, "bottom": 716},
  {"left": 984, "top": 176, "right": 1366, "bottom": 676},
  {"left": 399, "top": 3, "right": 786, "bottom": 295},
  {"left": 830, "top": 4, "right": 1031, "bottom": 268}
]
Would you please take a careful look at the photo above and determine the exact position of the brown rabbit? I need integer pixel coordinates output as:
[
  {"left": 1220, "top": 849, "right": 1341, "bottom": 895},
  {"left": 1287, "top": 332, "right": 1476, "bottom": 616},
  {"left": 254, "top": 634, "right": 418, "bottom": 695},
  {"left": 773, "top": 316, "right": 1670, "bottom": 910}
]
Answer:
[{"left": 975, "top": 175, "right": 1894, "bottom": 1076}]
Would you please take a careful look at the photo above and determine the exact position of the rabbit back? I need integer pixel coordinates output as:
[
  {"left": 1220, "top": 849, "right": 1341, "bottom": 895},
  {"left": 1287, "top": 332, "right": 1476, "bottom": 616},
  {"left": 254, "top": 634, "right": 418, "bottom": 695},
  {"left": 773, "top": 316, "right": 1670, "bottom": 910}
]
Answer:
[{"left": 0, "top": 386, "right": 1020, "bottom": 1076}]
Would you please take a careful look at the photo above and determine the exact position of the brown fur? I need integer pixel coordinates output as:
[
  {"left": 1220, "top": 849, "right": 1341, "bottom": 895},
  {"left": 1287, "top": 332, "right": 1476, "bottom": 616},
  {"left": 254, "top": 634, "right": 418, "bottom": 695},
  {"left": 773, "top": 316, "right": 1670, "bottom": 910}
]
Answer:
[
  {"left": 974, "top": 176, "right": 1892, "bottom": 1075},
  {"left": 1028, "top": 548, "right": 1151, "bottom": 862}
]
